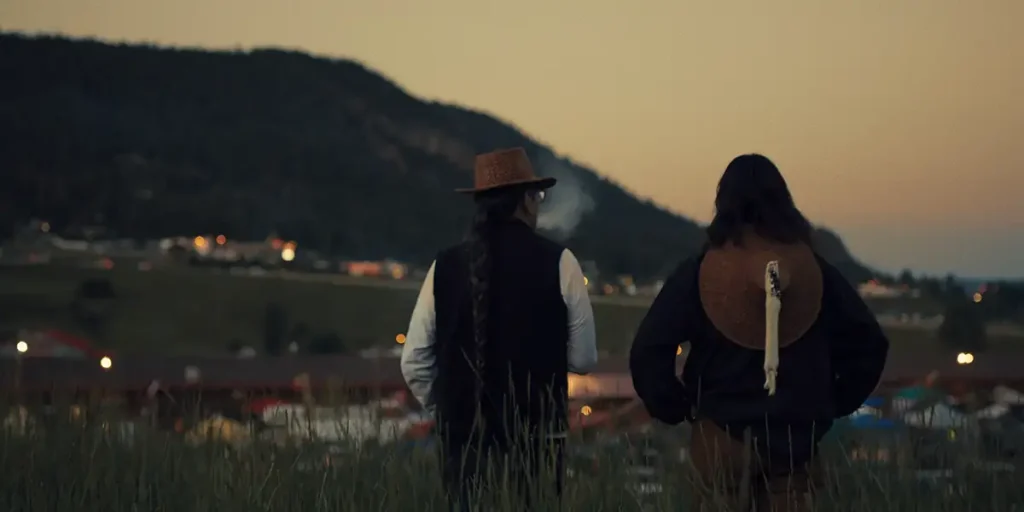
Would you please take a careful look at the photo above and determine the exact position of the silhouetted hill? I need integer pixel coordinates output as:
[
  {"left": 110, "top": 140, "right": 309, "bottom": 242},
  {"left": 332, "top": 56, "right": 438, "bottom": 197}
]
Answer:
[{"left": 0, "top": 33, "right": 873, "bottom": 281}]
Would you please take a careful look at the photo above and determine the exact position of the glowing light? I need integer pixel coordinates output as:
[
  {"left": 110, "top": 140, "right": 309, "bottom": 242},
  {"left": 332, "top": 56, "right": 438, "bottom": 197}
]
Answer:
[
  {"left": 395, "top": 334, "right": 407, "bottom": 344},
  {"left": 580, "top": 405, "right": 593, "bottom": 416},
  {"left": 216, "top": 234, "right": 226, "bottom": 245},
  {"left": 676, "top": 345, "right": 683, "bottom": 356},
  {"left": 567, "top": 374, "right": 599, "bottom": 398},
  {"left": 15, "top": 341, "right": 28, "bottom": 353},
  {"left": 40, "top": 222, "right": 51, "bottom": 233},
  {"left": 390, "top": 266, "right": 406, "bottom": 280},
  {"left": 99, "top": 356, "right": 113, "bottom": 370},
  {"left": 956, "top": 352, "right": 975, "bottom": 365},
  {"left": 972, "top": 292, "right": 982, "bottom": 303},
  {"left": 281, "top": 248, "right": 296, "bottom": 262},
  {"left": 583, "top": 275, "right": 589, "bottom": 286},
  {"left": 194, "top": 236, "right": 207, "bottom": 248}
]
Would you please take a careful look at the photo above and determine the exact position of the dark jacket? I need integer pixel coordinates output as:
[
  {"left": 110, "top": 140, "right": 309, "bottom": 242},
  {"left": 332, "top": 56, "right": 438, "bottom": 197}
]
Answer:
[
  {"left": 629, "top": 251, "right": 889, "bottom": 467},
  {"left": 431, "top": 221, "right": 570, "bottom": 446}
]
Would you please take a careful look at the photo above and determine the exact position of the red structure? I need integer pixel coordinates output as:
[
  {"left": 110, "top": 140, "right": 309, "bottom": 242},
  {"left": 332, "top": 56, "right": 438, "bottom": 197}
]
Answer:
[{"left": 0, "top": 329, "right": 111, "bottom": 360}]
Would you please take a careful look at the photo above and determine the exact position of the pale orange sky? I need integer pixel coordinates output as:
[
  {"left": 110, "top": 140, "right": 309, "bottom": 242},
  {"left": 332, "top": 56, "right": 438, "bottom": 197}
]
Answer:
[{"left": 3, "top": 0, "right": 1023, "bottom": 277}]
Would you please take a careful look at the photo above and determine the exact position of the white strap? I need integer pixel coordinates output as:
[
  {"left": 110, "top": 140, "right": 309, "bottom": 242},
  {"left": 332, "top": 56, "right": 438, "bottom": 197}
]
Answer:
[{"left": 764, "top": 261, "right": 781, "bottom": 396}]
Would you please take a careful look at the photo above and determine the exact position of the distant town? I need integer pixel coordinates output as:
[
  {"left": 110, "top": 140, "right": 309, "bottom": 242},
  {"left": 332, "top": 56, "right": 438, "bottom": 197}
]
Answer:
[{"left": 5, "top": 217, "right": 1017, "bottom": 338}]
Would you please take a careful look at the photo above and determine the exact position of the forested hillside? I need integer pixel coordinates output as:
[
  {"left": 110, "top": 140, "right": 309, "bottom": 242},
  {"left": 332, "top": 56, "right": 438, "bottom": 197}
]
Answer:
[{"left": 0, "top": 33, "right": 872, "bottom": 281}]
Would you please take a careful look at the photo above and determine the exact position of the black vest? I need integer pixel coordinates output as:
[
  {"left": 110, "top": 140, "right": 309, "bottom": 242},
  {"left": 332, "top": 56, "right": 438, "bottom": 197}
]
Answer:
[{"left": 432, "top": 221, "right": 569, "bottom": 445}]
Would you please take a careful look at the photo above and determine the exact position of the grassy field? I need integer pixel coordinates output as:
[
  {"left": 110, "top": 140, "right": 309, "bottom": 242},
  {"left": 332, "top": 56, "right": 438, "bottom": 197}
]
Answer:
[
  {"left": 0, "top": 264, "right": 653, "bottom": 355},
  {"left": 0, "top": 263, "right": 1019, "bottom": 356},
  {"left": 2, "top": 406, "right": 1023, "bottom": 511}
]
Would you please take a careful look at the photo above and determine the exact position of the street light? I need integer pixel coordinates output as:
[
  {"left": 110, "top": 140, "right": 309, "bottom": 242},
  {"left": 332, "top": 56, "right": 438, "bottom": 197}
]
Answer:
[
  {"left": 14, "top": 341, "right": 27, "bottom": 398},
  {"left": 956, "top": 352, "right": 975, "bottom": 365},
  {"left": 100, "top": 356, "right": 113, "bottom": 370}
]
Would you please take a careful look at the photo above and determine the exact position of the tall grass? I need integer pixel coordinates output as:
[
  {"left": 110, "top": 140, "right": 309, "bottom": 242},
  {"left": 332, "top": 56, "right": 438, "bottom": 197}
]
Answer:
[{"left": 1, "top": 406, "right": 1022, "bottom": 511}]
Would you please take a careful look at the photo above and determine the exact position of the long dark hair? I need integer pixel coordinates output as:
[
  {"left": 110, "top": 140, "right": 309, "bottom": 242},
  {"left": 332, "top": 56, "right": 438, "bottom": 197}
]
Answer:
[
  {"left": 467, "top": 186, "right": 524, "bottom": 401},
  {"left": 705, "top": 154, "right": 813, "bottom": 248}
]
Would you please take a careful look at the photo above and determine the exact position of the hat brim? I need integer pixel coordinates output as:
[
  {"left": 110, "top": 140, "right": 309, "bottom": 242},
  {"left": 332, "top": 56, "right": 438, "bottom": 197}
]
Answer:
[
  {"left": 698, "top": 241, "right": 822, "bottom": 350},
  {"left": 455, "top": 176, "right": 557, "bottom": 194}
]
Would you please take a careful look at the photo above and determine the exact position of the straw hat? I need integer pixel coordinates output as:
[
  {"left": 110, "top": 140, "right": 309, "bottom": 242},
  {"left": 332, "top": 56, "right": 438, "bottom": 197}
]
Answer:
[
  {"left": 456, "top": 147, "right": 556, "bottom": 194},
  {"left": 698, "top": 235, "right": 823, "bottom": 350}
]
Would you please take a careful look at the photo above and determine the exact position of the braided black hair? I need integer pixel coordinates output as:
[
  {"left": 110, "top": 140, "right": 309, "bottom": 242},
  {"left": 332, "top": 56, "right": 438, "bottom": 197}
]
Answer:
[{"left": 467, "top": 188, "right": 524, "bottom": 404}]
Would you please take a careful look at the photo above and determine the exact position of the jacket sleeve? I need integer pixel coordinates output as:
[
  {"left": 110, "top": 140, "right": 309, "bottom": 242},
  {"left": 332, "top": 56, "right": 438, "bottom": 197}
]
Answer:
[
  {"left": 629, "top": 258, "right": 698, "bottom": 425},
  {"left": 821, "top": 259, "right": 890, "bottom": 417}
]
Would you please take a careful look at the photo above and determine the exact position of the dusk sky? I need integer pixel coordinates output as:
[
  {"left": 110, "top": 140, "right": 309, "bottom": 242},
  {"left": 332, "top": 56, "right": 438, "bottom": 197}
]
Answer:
[{"left": 4, "top": 0, "right": 1022, "bottom": 277}]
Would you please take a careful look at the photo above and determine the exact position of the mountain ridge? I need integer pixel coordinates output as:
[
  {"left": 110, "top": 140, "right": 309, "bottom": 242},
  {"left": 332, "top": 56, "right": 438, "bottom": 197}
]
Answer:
[{"left": 0, "top": 32, "right": 873, "bottom": 282}]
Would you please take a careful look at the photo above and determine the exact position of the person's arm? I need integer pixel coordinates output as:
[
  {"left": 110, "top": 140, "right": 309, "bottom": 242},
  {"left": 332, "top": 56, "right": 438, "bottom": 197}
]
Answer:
[
  {"left": 629, "top": 258, "right": 697, "bottom": 425},
  {"left": 560, "top": 249, "right": 598, "bottom": 374},
  {"left": 400, "top": 261, "right": 438, "bottom": 417},
  {"left": 822, "top": 260, "right": 890, "bottom": 417}
]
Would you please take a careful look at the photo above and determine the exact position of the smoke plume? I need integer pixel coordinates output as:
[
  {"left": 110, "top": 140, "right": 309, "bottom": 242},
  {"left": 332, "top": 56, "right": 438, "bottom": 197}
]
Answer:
[{"left": 536, "top": 156, "right": 595, "bottom": 241}]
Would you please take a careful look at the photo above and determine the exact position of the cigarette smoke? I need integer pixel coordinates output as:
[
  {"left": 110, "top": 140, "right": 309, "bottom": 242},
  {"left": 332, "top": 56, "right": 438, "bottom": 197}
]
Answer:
[{"left": 536, "top": 156, "right": 595, "bottom": 241}]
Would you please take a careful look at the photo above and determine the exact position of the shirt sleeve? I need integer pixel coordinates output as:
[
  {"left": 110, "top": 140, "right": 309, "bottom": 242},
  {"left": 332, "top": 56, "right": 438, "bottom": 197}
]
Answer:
[
  {"left": 629, "top": 258, "right": 698, "bottom": 425},
  {"left": 400, "top": 261, "right": 438, "bottom": 416},
  {"left": 821, "top": 259, "right": 890, "bottom": 418},
  {"left": 560, "top": 249, "right": 598, "bottom": 375}
]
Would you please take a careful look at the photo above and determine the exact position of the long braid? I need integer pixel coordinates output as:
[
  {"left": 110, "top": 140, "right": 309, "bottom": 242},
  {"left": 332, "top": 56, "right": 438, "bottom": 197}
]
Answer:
[
  {"left": 468, "top": 207, "right": 492, "bottom": 406},
  {"left": 466, "top": 189, "right": 523, "bottom": 408}
]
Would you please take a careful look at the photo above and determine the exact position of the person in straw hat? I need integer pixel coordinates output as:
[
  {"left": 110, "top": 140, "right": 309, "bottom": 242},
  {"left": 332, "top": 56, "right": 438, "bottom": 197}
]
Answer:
[
  {"left": 629, "top": 154, "right": 889, "bottom": 512},
  {"left": 400, "top": 147, "right": 598, "bottom": 510}
]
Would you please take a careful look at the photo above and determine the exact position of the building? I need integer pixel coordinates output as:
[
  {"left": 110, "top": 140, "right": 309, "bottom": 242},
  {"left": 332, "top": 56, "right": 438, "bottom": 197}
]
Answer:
[{"left": 858, "top": 280, "right": 921, "bottom": 299}]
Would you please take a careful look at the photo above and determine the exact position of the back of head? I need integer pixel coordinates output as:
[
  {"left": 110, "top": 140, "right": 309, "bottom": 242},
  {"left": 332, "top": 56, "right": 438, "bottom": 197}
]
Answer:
[
  {"left": 471, "top": 186, "right": 526, "bottom": 229},
  {"left": 706, "top": 154, "right": 812, "bottom": 248}
]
